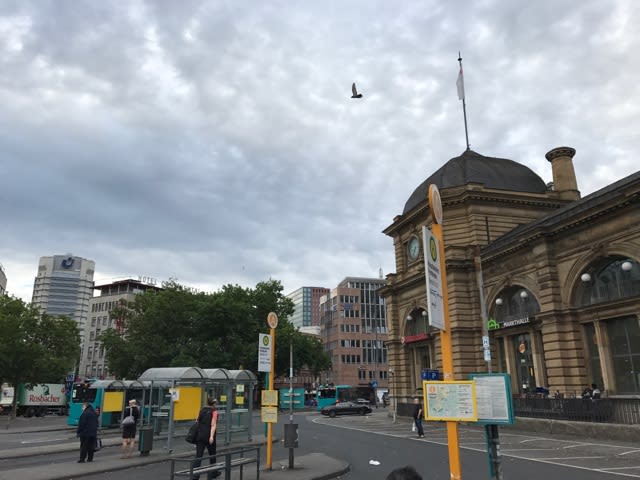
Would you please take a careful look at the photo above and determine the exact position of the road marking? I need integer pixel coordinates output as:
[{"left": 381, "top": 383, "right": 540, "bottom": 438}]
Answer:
[
  {"left": 618, "top": 451, "right": 640, "bottom": 457},
  {"left": 21, "top": 437, "right": 71, "bottom": 444},
  {"left": 539, "top": 456, "right": 606, "bottom": 460}
]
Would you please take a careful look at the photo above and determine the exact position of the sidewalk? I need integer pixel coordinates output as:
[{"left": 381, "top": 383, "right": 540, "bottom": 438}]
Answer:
[{"left": 0, "top": 423, "right": 349, "bottom": 480}]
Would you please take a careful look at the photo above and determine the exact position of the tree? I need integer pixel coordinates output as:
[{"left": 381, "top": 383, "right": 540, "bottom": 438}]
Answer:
[
  {"left": 0, "top": 295, "right": 80, "bottom": 418},
  {"left": 100, "top": 279, "right": 299, "bottom": 378}
]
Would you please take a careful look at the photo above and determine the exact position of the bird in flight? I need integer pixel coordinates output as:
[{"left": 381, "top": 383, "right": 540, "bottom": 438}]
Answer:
[{"left": 351, "top": 83, "right": 363, "bottom": 98}]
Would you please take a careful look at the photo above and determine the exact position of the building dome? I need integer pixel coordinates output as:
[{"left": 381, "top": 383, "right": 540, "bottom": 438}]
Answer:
[{"left": 403, "top": 150, "right": 548, "bottom": 214}]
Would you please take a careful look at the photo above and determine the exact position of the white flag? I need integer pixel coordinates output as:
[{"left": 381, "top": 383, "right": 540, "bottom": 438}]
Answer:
[{"left": 456, "top": 64, "right": 465, "bottom": 100}]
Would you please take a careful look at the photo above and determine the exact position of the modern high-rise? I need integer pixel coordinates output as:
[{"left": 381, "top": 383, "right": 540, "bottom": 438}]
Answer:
[
  {"left": 0, "top": 263, "right": 6, "bottom": 296},
  {"left": 287, "top": 286, "right": 329, "bottom": 329},
  {"left": 81, "top": 278, "right": 161, "bottom": 379},
  {"left": 319, "top": 276, "right": 388, "bottom": 396},
  {"left": 31, "top": 254, "right": 95, "bottom": 345}
]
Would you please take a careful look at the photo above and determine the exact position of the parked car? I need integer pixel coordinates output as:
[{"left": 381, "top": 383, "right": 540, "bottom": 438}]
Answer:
[
  {"left": 320, "top": 401, "right": 372, "bottom": 418},
  {"left": 356, "top": 398, "right": 370, "bottom": 405}
]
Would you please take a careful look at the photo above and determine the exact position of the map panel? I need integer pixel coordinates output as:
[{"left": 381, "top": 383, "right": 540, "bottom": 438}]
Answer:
[{"left": 423, "top": 381, "right": 477, "bottom": 422}]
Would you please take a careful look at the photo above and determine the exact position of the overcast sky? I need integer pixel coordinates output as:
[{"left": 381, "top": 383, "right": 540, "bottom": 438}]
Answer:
[{"left": 1, "top": 1, "right": 638, "bottom": 302}]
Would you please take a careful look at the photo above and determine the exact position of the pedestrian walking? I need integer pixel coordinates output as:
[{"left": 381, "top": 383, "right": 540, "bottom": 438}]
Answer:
[
  {"left": 193, "top": 396, "right": 220, "bottom": 479},
  {"left": 121, "top": 398, "right": 140, "bottom": 458},
  {"left": 412, "top": 398, "right": 424, "bottom": 438},
  {"left": 76, "top": 402, "right": 99, "bottom": 463}
]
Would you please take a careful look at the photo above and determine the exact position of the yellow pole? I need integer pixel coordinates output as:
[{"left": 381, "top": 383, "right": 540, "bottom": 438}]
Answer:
[
  {"left": 429, "top": 184, "right": 462, "bottom": 480},
  {"left": 266, "top": 325, "right": 275, "bottom": 469}
]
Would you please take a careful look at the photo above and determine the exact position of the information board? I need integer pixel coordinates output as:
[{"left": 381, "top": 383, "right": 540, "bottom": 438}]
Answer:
[
  {"left": 423, "top": 381, "right": 477, "bottom": 422},
  {"left": 468, "top": 373, "right": 514, "bottom": 425},
  {"left": 261, "top": 406, "right": 278, "bottom": 423},
  {"left": 261, "top": 389, "right": 278, "bottom": 406},
  {"left": 258, "top": 333, "right": 273, "bottom": 372}
]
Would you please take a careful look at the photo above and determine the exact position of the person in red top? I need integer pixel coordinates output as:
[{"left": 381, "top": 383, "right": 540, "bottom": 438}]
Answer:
[{"left": 193, "top": 396, "right": 219, "bottom": 479}]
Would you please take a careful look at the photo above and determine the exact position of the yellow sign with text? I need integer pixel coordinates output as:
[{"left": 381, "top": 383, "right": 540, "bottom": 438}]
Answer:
[
  {"left": 261, "top": 406, "right": 278, "bottom": 423},
  {"left": 261, "top": 390, "right": 278, "bottom": 406}
]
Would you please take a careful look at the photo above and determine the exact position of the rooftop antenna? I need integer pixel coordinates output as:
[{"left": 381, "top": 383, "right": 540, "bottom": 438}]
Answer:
[{"left": 457, "top": 52, "right": 470, "bottom": 151}]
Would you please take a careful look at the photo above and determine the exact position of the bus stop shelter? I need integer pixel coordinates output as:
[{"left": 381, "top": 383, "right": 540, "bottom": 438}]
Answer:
[
  {"left": 90, "top": 379, "right": 148, "bottom": 428},
  {"left": 137, "top": 367, "right": 256, "bottom": 452}
]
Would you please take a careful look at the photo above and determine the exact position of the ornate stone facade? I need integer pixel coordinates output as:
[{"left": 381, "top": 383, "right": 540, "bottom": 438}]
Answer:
[{"left": 381, "top": 148, "right": 640, "bottom": 415}]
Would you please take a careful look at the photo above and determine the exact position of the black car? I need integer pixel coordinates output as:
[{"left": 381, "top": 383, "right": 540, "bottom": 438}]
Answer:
[{"left": 320, "top": 401, "right": 372, "bottom": 418}]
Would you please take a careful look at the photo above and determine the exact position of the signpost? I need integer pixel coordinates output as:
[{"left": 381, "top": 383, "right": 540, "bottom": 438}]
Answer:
[
  {"left": 264, "top": 312, "right": 278, "bottom": 469},
  {"left": 426, "top": 184, "right": 462, "bottom": 479}
]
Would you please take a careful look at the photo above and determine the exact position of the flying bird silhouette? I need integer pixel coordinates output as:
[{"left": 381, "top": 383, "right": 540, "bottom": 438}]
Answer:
[{"left": 351, "top": 83, "right": 363, "bottom": 98}]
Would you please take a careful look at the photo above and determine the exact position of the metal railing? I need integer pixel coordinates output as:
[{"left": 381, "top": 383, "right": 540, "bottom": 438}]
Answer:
[{"left": 513, "top": 396, "right": 640, "bottom": 425}]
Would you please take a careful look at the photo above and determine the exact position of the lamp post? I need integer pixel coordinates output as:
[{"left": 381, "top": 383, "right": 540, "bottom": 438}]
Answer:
[{"left": 389, "top": 367, "right": 396, "bottom": 423}]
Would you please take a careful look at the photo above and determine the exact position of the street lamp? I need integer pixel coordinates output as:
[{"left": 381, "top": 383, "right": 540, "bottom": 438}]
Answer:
[{"left": 622, "top": 260, "right": 633, "bottom": 272}]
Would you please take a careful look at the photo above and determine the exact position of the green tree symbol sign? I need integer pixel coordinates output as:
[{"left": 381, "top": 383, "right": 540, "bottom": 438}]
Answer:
[{"left": 429, "top": 237, "right": 438, "bottom": 261}]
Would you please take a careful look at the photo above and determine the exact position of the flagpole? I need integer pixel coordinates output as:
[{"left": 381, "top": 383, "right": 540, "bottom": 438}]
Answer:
[{"left": 458, "top": 52, "right": 470, "bottom": 151}]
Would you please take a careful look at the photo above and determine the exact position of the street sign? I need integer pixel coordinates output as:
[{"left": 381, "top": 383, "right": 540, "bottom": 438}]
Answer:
[
  {"left": 267, "top": 312, "right": 278, "bottom": 329},
  {"left": 423, "top": 226, "right": 445, "bottom": 330},
  {"left": 258, "top": 333, "right": 272, "bottom": 372},
  {"left": 261, "top": 406, "right": 278, "bottom": 423}
]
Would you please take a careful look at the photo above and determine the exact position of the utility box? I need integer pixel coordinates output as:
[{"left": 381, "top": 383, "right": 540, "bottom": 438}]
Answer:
[
  {"left": 284, "top": 423, "right": 298, "bottom": 448},
  {"left": 138, "top": 426, "right": 153, "bottom": 456}
]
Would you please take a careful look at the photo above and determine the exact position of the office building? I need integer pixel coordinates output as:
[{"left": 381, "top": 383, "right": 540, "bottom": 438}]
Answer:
[
  {"left": 81, "top": 278, "right": 161, "bottom": 379},
  {"left": 31, "top": 254, "right": 95, "bottom": 343},
  {"left": 287, "top": 286, "right": 329, "bottom": 329},
  {"left": 319, "top": 276, "right": 388, "bottom": 396},
  {"left": 0, "top": 263, "right": 6, "bottom": 296}
]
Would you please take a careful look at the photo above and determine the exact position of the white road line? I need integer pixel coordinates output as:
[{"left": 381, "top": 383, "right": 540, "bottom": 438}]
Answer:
[
  {"left": 537, "top": 456, "right": 606, "bottom": 460},
  {"left": 601, "top": 466, "right": 640, "bottom": 471},
  {"left": 21, "top": 437, "right": 70, "bottom": 444},
  {"left": 618, "top": 451, "right": 640, "bottom": 457},
  {"left": 500, "top": 448, "right": 559, "bottom": 452}
]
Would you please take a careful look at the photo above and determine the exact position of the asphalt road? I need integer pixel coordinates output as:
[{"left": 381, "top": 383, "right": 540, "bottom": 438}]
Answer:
[
  {"left": 3, "top": 411, "right": 640, "bottom": 479},
  {"left": 72, "top": 410, "right": 640, "bottom": 480}
]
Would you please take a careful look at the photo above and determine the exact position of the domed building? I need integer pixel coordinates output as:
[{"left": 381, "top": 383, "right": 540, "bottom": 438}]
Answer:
[{"left": 381, "top": 147, "right": 640, "bottom": 415}]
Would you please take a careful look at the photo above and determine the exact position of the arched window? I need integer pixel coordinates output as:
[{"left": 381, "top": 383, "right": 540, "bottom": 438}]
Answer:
[
  {"left": 491, "top": 287, "right": 540, "bottom": 328},
  {"left": 576, "top": 258, "right": 640, "bottom": 306}
]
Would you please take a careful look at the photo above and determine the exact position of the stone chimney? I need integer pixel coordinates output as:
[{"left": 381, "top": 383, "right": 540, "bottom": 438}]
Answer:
[{"left": 545, "top": 146, "right": 580, "bottom": 200}]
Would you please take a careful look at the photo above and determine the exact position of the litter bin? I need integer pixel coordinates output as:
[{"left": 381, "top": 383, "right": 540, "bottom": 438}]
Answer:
[
  {"left": 138, "top": 426, "right": 153, "bottom": 456},
  {"left": 284, "top": 423, "right": 298, "bottom": 448}
]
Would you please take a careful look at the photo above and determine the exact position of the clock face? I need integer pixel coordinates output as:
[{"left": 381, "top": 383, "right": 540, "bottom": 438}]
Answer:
[{"left": 408, "top": 236, "right": 420, "bottom": 260}]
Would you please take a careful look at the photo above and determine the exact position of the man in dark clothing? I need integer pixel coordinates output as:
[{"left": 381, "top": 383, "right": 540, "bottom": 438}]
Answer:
[
  {"left": 77, "top": 402, "right": 99, "bottom": 463},
  {"left": 412, "top": 398, "right": 424, "bottom": 438}
]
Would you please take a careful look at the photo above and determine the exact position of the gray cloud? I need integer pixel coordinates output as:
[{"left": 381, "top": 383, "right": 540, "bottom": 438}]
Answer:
[{"left": 1, "top": 0, "right": 638, "bottom": 300}]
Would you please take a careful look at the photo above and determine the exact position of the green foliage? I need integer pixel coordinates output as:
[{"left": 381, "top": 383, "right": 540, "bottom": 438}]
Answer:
[
  {"left": 0, "top": 295, "right": 80, "bottom": 410},
  {"left": 99, "top": 279, "right": 330, "bottom": 380}
]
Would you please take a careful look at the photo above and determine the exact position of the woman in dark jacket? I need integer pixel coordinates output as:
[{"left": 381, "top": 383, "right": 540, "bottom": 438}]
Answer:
[
  {"left": 193, "top": 396, "right": 219, "bottom": 479},
  {"left": 76, "top": 402, "right": 99, "bottom": 463}
]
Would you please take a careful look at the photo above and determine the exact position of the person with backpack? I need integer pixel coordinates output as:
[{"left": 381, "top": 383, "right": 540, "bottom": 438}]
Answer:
[{"left": 193, "top": 396, "right": 220, "bottom": 479}]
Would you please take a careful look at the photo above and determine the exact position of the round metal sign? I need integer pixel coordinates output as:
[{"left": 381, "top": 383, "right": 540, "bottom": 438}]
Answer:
[
  {"left": 428, "top": 184, "right": 443, "bottom": 224},
  {"left": 267, "top": 312, "right": 278, "bottom": 329}
]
